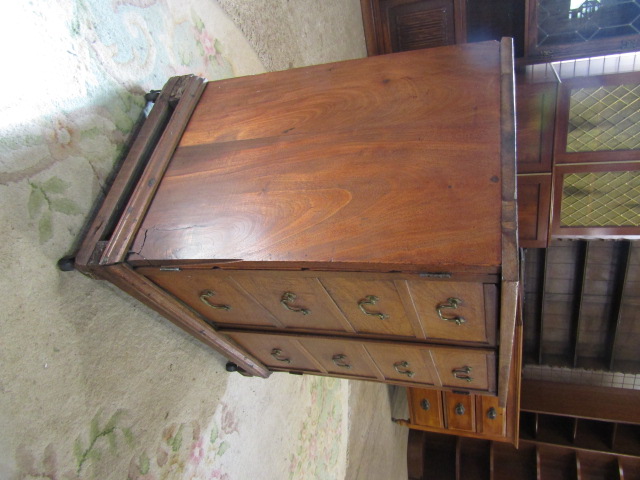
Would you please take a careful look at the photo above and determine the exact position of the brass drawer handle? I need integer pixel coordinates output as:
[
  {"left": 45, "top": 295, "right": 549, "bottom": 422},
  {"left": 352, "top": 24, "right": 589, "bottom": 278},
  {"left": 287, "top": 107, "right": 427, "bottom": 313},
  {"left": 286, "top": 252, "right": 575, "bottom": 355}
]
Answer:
[
  {"left": 271, "top": 348, "right": 291, "bottom": 364},
  {"left": 332, "top": 354, "right": 352, "bottom": 369},
  {"left": 455, "top": 403, "right": 466, "bottom": 415},
  {"left": 280, "top": 292, "right": 310, "bottom": 315},
  {"left": 200, "top": 290, "right": 231, "bottom": 311},
  {"left": 420, "top": 399, "right": 430, "bottom": 411},
  {"left": 487, "top": 407, "right": 497, "bottom": 420},
  {"left": 358, "top": 295, "right": 389, "bottom": 320},
  {"left": 452, "top": 366, "right": 473, "bottom": 382},
  {"left": 436, "top": 297, "right": 465, "bottom": 325},
  {"left": 394, "top": 361, "right": 415, "bottom": 378}
]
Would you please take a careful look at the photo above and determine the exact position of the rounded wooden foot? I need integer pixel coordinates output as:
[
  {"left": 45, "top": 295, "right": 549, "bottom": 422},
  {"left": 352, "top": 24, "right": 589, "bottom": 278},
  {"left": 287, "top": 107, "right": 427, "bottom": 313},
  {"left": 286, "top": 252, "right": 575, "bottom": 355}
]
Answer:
[{"left": 57, "top": 256, "right": 76, "bottom": 272}]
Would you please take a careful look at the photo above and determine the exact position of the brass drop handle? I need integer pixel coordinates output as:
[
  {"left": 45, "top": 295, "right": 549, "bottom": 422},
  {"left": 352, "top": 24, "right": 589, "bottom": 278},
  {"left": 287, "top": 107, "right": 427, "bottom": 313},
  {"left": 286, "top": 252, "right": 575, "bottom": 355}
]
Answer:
[
  {"left": 436, "top": 297, "right": 465, "bottom": 325},
  {"left": 200, "top": 290, "right": 231, "bottom": 311},
  {"left": 420, "top": 399, "right": 430, "bottom": 411},
  {"left": 487, "top": 407, "right": 497, "bottom": 420},
  {"left": 358, "top": 295, "right": 389, "bottom": 320},
  {"left": 394, "top": 361, "right": 415, "bottom": 378},
  {"left": 280, "top": 292, "right": 310, "bottom": 315},
  {"left": 455, "top": 403, "right": 466, "bottom": 415},
  {"left": 452, "top": 366, "right": 473, "bottom": 382},
  {"left": 332, "top": 354, "right": 352, "bottom": 369},
  {"left": 271, "top": 348, "right": 291, "bottom": 364}
]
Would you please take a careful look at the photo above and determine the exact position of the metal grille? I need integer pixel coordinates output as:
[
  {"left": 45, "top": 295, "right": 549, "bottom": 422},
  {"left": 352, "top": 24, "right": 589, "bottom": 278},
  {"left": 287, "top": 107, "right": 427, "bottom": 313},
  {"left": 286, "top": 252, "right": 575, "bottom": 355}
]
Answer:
[
  {"left": 561, "top": 170, "right": 640, "bottom": 227},
  {"left": 567, "top": 83, "right": 640, "bottom": 152}
]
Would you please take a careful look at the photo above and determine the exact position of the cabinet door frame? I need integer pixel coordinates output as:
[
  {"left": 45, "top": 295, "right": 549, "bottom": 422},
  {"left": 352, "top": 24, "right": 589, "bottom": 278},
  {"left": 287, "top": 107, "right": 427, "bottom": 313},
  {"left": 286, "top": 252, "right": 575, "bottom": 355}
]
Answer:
[
  {"left": 553, "top": 72, "right": 640, "bottom": 165},
  {"left": 551, "top": 162, "right": 640, "bottom": 238}
]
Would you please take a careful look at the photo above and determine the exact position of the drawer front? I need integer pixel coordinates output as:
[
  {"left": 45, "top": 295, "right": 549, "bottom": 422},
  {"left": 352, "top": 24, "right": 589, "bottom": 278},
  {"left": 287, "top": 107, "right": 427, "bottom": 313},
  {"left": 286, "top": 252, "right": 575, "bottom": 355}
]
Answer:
[
  {"left": 408, "top": 281, "right": 496, "bottom": 344},
  {"left": 476, "top": 395, "right": 506, "bottom": 437},
  {"left": 225, "top": 332, "right": 321, "bottom": 372},
  {"left": 320, "top": 278, "right": 419, "bottom": 337},
  {"left": 138, "top": 268, "right": 277, "bottom": 328},
  {"left": 444, "top": 392, "right": 475, "bottom": 432},
  {"left": 430, "top": 349, "right": 495, "bottom": 393},
  {"left": 298, "top": 338, "right": 380, "bottom": 379},
  {"left": 233, "top": 273, "right": 351, "bottom": 332},
  {"left": 363, "top": 343, "right": 436, "bottom": 385},
  {"left": 408, "top": 388, "right": 443, "bottom": 428}
]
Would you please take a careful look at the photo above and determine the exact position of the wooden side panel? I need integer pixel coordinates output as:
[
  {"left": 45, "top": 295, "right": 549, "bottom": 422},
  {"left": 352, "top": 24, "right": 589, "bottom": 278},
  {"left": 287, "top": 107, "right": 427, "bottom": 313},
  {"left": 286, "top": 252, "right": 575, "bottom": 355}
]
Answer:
[
  {"left": 515, "top": 79, "right": 557, "bottom": 174},
  {"left": 517, "top": 174, "right": 551, "bottom": 248}
]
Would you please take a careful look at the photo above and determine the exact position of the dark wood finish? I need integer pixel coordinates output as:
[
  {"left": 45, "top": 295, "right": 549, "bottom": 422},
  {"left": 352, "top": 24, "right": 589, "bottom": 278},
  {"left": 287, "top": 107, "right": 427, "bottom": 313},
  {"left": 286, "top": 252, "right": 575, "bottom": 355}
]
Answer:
[
  {"left": 100, "top": 76, "right": 206, "bottom": 265},
  {"left": 74, "top": 43, "right": 518, "bottom": 404},
  {"left": 515, "top": 78, "right": 557, "bottom": 174},
  {"left": 551, "top": 163, "right": 640, "bottom": 240},
  {"left": 517, "top": 174, "right": 552, "bottom": 248},
  {"left": 359, "top": 0, "right": 465, "bottom": 56},
  {"left": 522, "top": 380, "right": 640, "bottom": 425},
  {"left": 75, "top": 76, "right": 181, "bottom": 274}
]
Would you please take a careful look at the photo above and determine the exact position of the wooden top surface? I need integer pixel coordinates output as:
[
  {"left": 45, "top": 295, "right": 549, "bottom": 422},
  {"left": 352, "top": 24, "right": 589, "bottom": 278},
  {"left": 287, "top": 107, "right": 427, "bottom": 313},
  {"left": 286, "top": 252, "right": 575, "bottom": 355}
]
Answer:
[{"left": 131, "top": 42, "right": 507, "bottom": 271}]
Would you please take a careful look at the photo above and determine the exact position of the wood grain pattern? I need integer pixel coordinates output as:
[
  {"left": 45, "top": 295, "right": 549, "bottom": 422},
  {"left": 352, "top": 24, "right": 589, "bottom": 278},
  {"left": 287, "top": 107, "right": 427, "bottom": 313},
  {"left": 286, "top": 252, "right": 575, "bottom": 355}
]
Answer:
[
  {"left": 444, "top": 392, "right": 475, "bottom": 432},
  {"left": 408, "top": 388, "right": 444, "bottom": 428},
  {"left": 131, "top": 43, "right": 504, "bottom": 271},
  {"left": 75, "top": 76, "right": 180, "bottom": 273},
  {"left": 101, "top": 75, "right": 206, "bottom": 265},
  {"left": 517, "top": 174, "right": 551, "bottom": 248}
]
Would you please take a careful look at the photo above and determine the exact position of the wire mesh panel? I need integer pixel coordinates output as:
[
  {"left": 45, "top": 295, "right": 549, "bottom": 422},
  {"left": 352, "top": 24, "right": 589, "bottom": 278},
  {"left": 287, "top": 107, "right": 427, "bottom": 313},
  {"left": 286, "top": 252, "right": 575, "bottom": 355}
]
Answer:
[
  {"left": 561, "top": 170, "right": 640, "bottom": 227},
  {"left": 567, "top": 83, "right": 640, "bottom": 152}
]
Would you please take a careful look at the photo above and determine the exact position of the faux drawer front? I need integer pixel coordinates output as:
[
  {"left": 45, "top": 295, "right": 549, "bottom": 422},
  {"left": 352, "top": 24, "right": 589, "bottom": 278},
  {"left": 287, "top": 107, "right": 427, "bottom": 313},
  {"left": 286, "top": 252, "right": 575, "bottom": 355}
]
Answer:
[
  {"left": 232, "top": 273, "right": 351, "bottom": 333},
  {"left": 363, "top": 343, "right": 436, "bottom": 386},
  {"left": 444, "top": 392, "right": 475, "bottom": 432},
  {"left": 319, "top": 278, "right": 419, "bottom": 338},
  {"left": 224, "top": 332, "right": 321, "bottom": 372},
  {"left": 430, "top": 349, "right": 495, "bottom": 393},
  {"left": 408, "top": 281, "right": 497, "bottom": 345},
  {"left": 137, "top": 268, "right": 277, "bottom": 329},
  {"left": 408, "top": 388, "right": 443, "bottom": 429}
]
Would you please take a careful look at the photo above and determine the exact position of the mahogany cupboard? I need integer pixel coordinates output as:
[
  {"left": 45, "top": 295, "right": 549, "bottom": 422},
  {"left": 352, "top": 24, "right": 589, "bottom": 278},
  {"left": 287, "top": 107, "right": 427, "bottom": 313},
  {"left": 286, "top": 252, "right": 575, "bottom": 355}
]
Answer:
[{"left": 74, "top": 40, "right": 519, "bottom": 405}]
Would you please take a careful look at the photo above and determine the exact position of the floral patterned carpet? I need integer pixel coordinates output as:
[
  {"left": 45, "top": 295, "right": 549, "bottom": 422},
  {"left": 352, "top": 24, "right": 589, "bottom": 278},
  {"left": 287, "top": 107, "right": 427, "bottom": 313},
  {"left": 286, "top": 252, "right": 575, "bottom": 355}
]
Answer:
[{"left": 0, "top": 1, "right": 399, "bottom": 479}]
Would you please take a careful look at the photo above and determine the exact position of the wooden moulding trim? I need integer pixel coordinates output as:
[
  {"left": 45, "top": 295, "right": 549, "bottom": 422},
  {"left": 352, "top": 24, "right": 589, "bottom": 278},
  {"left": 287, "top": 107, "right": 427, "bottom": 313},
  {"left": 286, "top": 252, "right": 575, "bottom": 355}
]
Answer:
[
  {"left": 359, "top": 0, "right": 380, "bottom": 56},
  {"left": 75, "top": 76, "right": 181, "bottom": 273},
  {"left": 102, "top": 263, "right": 270, "bottom": 378},
  {"left": 498, "top": 37, "right": 519, "bottom": 409},
  {"left": 100, "top": 75, "right": 207, "bottom": 266}
]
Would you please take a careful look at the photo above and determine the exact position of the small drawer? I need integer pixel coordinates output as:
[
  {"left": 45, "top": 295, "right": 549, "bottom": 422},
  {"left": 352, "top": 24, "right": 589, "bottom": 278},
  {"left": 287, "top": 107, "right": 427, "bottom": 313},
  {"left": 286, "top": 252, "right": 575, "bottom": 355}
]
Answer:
[
  {"left": 137, "top": 268, "right": 277, "bottom": 329},
  {"left": 232, "top": 273, "right": 350, "bottom": 332},
  {"left": 298, "top": 338, "right": 380, "bottom": 379},
  {"left": 320, "top": 277, "right": 418, "bottom": 337},
  {"left": 476, "top": 395, "right": 506, "bottom": 437},
  {"left": 444, "top": 392, "right": 475, "bottom": 432},
  {"left": 224, "top": 332, "right": 322, "bottom": 372},
  {"left": 407, "top": 281, "right": 497, "bottom": 345},
  {"left": 430, "top": 348, "right": 495, "bottom": 393},
  {"left": 364, "top": 343, "right": 436, "bottom": 386},
  {"left": 408, "top": 388, "right": 443, "bottom": 429}
]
